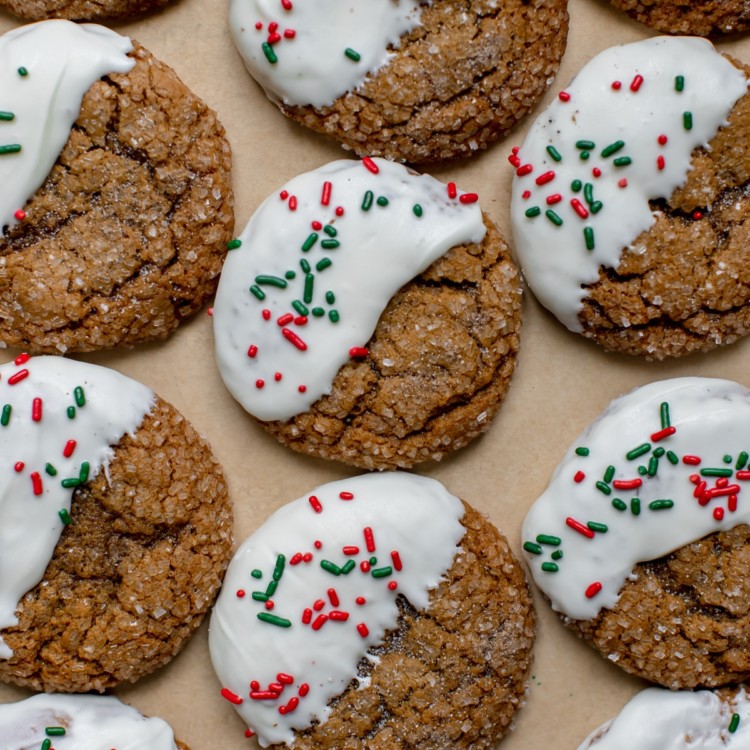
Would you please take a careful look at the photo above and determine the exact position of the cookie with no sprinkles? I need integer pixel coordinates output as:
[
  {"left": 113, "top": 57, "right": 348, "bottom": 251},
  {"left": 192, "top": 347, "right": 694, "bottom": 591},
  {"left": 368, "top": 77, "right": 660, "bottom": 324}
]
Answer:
[
  {"left": 209, "top": 473, "right": 535, "bottom": 749},
  {"left": 510, "top": 36, "right": 750, "bottom": 359},
  {"left": 0, "top": 0, "right": 172, "bottom": 21},
  {"left": 212, "top": 159, "right": 522, "bottom": 471},
  {"left": 229, "top": 0, "right": 569, "bottom": 164},
  {"left": 523, "top": 378, "right": 750, "bottom": 690},
  {"left": 609, "top": 0, "right": 750, "bottom": 37},
  {"left": 0, "top": 356, "right": 233, "bottom": 693},
  {"left": 0, "top": 21, "right": 234, "bottom": 355}
]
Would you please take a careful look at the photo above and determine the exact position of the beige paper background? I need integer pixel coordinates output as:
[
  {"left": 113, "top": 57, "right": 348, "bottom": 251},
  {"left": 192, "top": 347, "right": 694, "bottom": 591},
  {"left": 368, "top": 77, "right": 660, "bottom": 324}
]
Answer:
[{"left": 1, "top": 0, "right": 750, "bottom": 747}]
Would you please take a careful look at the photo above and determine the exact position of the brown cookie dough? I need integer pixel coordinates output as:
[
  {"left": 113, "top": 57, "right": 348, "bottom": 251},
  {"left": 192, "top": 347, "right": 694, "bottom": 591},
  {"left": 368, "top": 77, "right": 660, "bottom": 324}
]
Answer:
[
  {"left": 264, "top": 215, "right": 522, "bottom": 470},
  {"left": 281, "top": 0, "right": 569, "bottom": 164},
  {"left": 0, "top": 396, "right": 233, "bottom": 693},
  {"left": 0, "top": 0, "right": 173, "bottom": 21},
  {"left": 609, "top": 0, "right": 750, "bottom": 37},
  {"left": 0, "top": 40, "right": 234, "bottom": 354}
]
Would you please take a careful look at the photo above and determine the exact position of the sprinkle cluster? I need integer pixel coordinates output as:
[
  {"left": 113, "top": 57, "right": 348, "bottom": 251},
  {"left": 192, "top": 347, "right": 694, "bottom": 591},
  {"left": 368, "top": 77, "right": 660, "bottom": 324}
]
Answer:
[
  {"left": 37, "top": 726, "right": 66, "bottom": 750},
  {"left": 2, "top": 64, "right": 29, "bottom": 223}
]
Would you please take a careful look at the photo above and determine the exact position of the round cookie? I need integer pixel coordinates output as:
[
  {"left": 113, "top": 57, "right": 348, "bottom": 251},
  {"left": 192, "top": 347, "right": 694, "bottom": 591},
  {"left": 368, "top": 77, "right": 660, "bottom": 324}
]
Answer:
[
  {"left": 229, "top": 0, "right": 569, "bottom": 164},
  {"left": 0, "top": 693, "right": 190, "bottom": 749},
  {"left": 0, "top": 0, "right": 172, "bottom": 21},
  {"left": 213, "top": 158, "right": 522, "bottom": 470},
  {"left": 578, "top": 686, "right": 750, "bottom": 749},
  {"left": 209, "top": 473, "right": 535, "bottom": 749},
  {"left": 609, "top": 0, "right": 750, "bottom": 37},
  {"left": 522, "top": 377, "right": 750, "bottom": 689},
  {"left": 510, "top": 36, "right": 750, "bottom": 359},
  {"left": 0, "top": 21, "right": 234, "bottom": 354},
  {"left": 0, "top": 355, "right": 232, "bottom": 693}
]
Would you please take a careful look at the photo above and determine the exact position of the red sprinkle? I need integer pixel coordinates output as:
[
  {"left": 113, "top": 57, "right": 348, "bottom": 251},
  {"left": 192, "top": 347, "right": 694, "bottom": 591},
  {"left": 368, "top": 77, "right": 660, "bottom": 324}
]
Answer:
[
  {"left": 613, "top": 478, "right": 643, "bottom": 490},
  {"left": 299, "top": 683, "right": 310, "bottom": 696},
  {"left": 14, "top": 353, "right": 30, "bottom": 365},
  {"left": 279, "top": 697, "right": 299, "bottom": 715},
  {"left": 303, "top": 552, "right": 313, "bottom": 562},
  {"left": 294, "top": 316, "right": 307, "bottom": 327},
  {"left": 267, "top": 32, "right": 281, "bottom": 44},
  {"left": 558, "top": 91, "right": 571, "bottom": 102},
  {"left": 508, "top": 153, "right": 521, "bottom": 167},
  {"left": 314, "top": 540, "right": 322, "bottom": 549},
  {"left": 658, "top": 134, "right": 668, "bottom": 145},
  {"left": 30, "top": 472, "right": 42, "bottom": 496},
  {"left": 298, "top": 385, "right": 307, "bottom": 393},
  {"left": 256, "top": 379, "right": 265, "bottom": 389},
  {"left": 391, "top": 551, "right": 403, "bottom": 571},
  {"left": 356, "top": 597, "right": 366, "bottom": 605},
  {"left": 335, "top": 206, "right": 344, "bottom": 216},
  {"left": 693, "top": 210, "right": 703, "bottom": 221},
  {"left": 7, "top": 369, "right": 29, "bottom": 385},
  {"left": 288, "top": 196, "right": 298, "bottom": 211},
  {"left": 729, "top": 495, "right": 738, "bottom": 512},
  {"left": 265, "top": 600, "right": 275, "bottom": 610},
  {"left": 657, "top": 155, "right": 665, "bottom": 171},
  {"left": 277, "top": 313, "right": 294, "bottom": 326},
  {"left": 618, "top": 178, "right": 628, "bottom": 188},
  {"left": 630, "top": 74, "right": 644, "bottom": 92},
  {"left": 362, "top": 156, "right": 379, "bottom": 174},
  {"left": 311, "top": 614, "right": 328, "bottom": 631},
  {"left": 221, "top": 688, "right": 243, "bottom": 705},
  {"left": 447, "top": 182, "right": 457, "bottom": 199},
  {"left": 284, "top": 29, "right": 296, "bottom": 39},
  {"left": 570, "top": 198, "right": 589, "bottom": 219},
  {"left": 522, "top": 190, "right": 532, "bottom": 200},
  {"left": 388, "top": 581, "right": 398, "bottom": 591},
  {"left": 736, "top": 471, "right": 750, "bottom": 480},
  {"left": 268, "top": 21, "right": 278, "bottom": 32},
  {"left": 364, "top": 526, "right": 375, "bottom": 552},
  {"left": 566, "top": 517, "right": 595, "bottom": 539},
  {"left": 321, "top": 181, "right": 332, "bottom": 206},
  {"left": 343, "top": 546, "right": 360, "bottom": 555},
  {"left": 313, "top": 599, "right": 325, "bottom": 611},
  {"left": 281, "top": 0, "right": 293, "bottom": 8},
  {"left": 585, "top": 582, "right": 603, "bottom": 599},
  {"left": 255, "top": 21, "right": 263, "bottom": 29},
  {"left": 250, "top": 681, "right": 260, "bottom": 691},
  {"left": 262, "top": 309, "right": 271, "bottom": 320},
  {"left": 282, "top": 328, "right": 308, "bottom": 350},
  {"left": 349, "top": 347, "right": 369, "bottom": 358},
  {"left": 274, "top": 372, "right": 283, "bottom": 382},
  {"left": 245, "top": 729, "right": 256, "bottom": 738},
  {"left": 280, "top": 190, "right": 289, "bottom": 200},
  {"left": 611, "top": 80, "right": 622, "bottom": 90},
  {"left": 535, "top": 170, "right": 555, "bottom": 186},
  {"left": 328, "top": 588, "right": 339, "bottom": 607},
  {"left": 290, "top": 553, "right": 303, "bottom": 565},
  {"left": 339, "top": 491, "right": 354, "bottom": 500},
  {"left": 14, "top": 209, "right": 25, "bottom": 221},
  {"left": 236, "top": 589, "right": 245, "bottom": 598},
  {"left": 14, "top": 461, "right": 23, "bottom": 472},
  {"left": 357, "top": 623, "right": 369, "bottom": 638},
  {"left": 459, "top": 192, "right": 479, "bottom": 204},
  {"left": 360, "top": 560, "right": 371, "bottom": 573},
  {"left": 247, "top": 345, "right": 258, "bottom": 358},
  {"left": 573, "top": 470, "right": 585, "bottom": 483},
  {"left": 683, "top": 455, "right": 702, "bottom": 465},
  {"left": 308, "top": 495, "right": 323, "bottom": 513},
  {"left": 714, "top": 507, "right": 725, "bottom": 521},
  {"left": 312, "top": 220, "right": 323, "bottom": 230},
  {"left": 63, "top": 439, "right": 76, "bottom": 458},
  {"left": 31, "top": 397, "right": 42, "bottom": 422},
  {"left": 546, "top": 194, "right": 562, "bottom": 205},
  {"left": 592, "top": 167, "right": 602, "bottom": 178},
  {"left": 250, "top": 691, "right": 278, "bottom": 700},
  {"left": 269, "top": 682, "right": 283, "bottom": 694},
  {"left": 694, "top": 481, "right": 708, "bottom": 502},
  {"left": 302, "top": 608, "right": 312, "bottom": 624},
  {"left": 651, "top": 426, "right": 676, "bottom": 442},
  {"left": 516, "top": 164, "right": 533, "bottom": 177},
  {"left": 329, "top": 610, "right": 349, "bottom": 621}
]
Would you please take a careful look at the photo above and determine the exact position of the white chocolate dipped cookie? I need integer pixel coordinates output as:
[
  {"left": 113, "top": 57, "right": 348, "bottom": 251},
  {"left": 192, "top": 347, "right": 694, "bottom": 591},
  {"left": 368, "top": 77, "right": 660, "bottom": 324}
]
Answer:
[
  {"left": 510, "top": 36, "right": 750, "bottom": 359},
  {"left": 209, "top": 472, "right": 535, "bottom": 749}
]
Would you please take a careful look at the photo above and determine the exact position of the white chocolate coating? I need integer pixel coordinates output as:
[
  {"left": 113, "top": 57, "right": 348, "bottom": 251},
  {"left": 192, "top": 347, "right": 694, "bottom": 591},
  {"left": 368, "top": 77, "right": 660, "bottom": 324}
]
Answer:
[
  {"left": 0, "top": 20, "right": 135, "bottom": 233},
  {"left": 208, "top": 472, "right": 464, "bottom": 747},
  {"left": 522, "top": 377, "right": 750, "bottom": 620},
  {"left": 510, "top": 37, "right": 748, "bottom": 332},
  {"left": 0, "top": 693, "right": 179, "bottom": 749},
  {"left": 0, "top": 356, "right": 154, "bottom": 658},
  {"left": 578, "top": 687, "right": 750, "bottom": 749},
  {"left": 212, "top": 157, "right": 486, "bottom": 422},
  {"left": 229, "top": 0, "right": 422, "bottom": 108}
]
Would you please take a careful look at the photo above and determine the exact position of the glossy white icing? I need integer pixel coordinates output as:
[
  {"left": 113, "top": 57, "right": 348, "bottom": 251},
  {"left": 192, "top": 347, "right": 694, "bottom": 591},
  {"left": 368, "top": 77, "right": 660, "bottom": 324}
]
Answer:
[
  {"left": 510, "top": 37, "right": 748, "bottom": 332},
  {"left": 229, "top": 0, "right": 422, "bottom": 108},
  {"left": 578, "top": 687, "right": 750, "bottom": 749},
  {"left": 0, "top": 693, "right": 179, "bottom": 749},
  {"left": 212, "top": 157, "right": 485, "bottom": 422},
  {"left": 0, "top": 20, "right": 134, "bottom": 234},
  {"left": 0, "top": 356, "right": 154, "bottom": 658},
  {"left": 208, "top": 472, "right": 464, "bottom": 747},
  {"left": 522, "top": 377, "right": 750, "bottom": 620}
]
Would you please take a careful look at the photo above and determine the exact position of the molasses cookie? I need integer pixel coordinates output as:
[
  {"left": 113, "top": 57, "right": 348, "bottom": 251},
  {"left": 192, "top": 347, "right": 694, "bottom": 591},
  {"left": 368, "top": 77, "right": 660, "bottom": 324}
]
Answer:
[
  {"left": 0, "top": 0, "right": 172, "bottom": 22},
  {"left": 510, "top": 36, "right": 750, "bottom": 359},
  {"left": 209, "top": 473, "right": 535, "bottom": 749},
  {"left": 609, "top": 0, "right": 750, "bottom": 37},
  {"left": 213, "top": 158, "right": 522, "bottom": 470},
  {"left": 0, "top": 693, "right": 190, "bottom": 749},
  {"left": 0, "top": 20, "right": 234, "bottom": 354},
  {"left": 578, "top": 686, "right": 750, "bottom": 749},
  {"left": 229, "top": 0, "right": 569, "bottom": 163},
  {"left": 0, "top": 355, "right": 232, "bottom": 693},
  {"left": 523, "top": 377, "right": 750, "bottom": 689}
]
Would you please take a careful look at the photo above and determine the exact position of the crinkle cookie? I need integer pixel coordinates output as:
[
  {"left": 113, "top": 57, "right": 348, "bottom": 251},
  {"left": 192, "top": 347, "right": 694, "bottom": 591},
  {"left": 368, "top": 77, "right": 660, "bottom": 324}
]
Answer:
[
  {"left": 213, "top": 158, "right": 522, "bottom": 470},
  {"left": 0, "top": 355, "right": 232, "bottom": 693},
  {"left": 523, "top": 377, "right": 750, "bottom": 689},
  {"left": 0, "top": 0, "right": 172, "bottom": 21},
  {"left": 209, "top": 473, "right": 535, "bottom": 749},
  {"left": 0, "top": 21, "right": 234, "bottom": 354},
  {"left": 229, "top": 0, "right": 569, "bottom": 164},
  {"left": 0, "top": 693, "right": 190, "bottom": 750},
  {"left": 609, "top": 0, "right": 750, "bottom": 37},
  {"left": 510, "top": 36, "right": 750, "bottom": 359},
  {"left": 578, "top": 686, "right": 750, "bottom": 749}
]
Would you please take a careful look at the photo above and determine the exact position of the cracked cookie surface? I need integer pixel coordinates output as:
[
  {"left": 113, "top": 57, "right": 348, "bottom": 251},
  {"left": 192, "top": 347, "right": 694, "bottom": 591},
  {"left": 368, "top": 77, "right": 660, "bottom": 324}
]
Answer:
[
  {"left": 0, "top": 41, "right": 233, "bottom": 354},
  {"left": 264, "top": 216, "right": 522, "bottom": 470},
  {"left": 0, "top": 0, "right": 173, "bottom": 21},
  {"left": 609, "top": 0, "right": 750, "bottom": 36},
  {"left": 0, "top": 397, "right": 233, "bottom": 693}
]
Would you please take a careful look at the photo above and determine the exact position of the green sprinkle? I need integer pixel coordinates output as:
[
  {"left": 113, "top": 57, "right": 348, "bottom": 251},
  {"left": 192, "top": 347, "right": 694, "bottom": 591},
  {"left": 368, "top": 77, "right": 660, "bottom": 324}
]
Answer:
[
  {"left": 683, "top": 111, "right": 693, "bottom": 131},
  {"left": 292, "top": 300, "right": 309, "bottom": 316},
  {"left": 546, "top": 145, "right": 562, "bottom": 162},
  {"left": 325, "top": 291, "right": 336, "bottom": 304},
  {"left": 737, "top": 451, "right": 749, "bottom": 470},
  {"left": 589, "top": 201, "right": 603, "bottom": 214},
  {"left": 613, "top": 156, "right": 632, "bottom": 167},
  {"left": 58, "top": 509, "right": 72, "bottom": 526},
  {"left": 523, "top": 541, "right": 543, "bottom": 555},
  {"left": 571, "top": 179, "right": 583, "bottom": 193},
  {"left": 653, "top": 447, "right": 665, "bottom": 458},
  {"left": 525, "top": 206, "right": 542, "bottom": 218},
  {"left": 316, "top": 258, "right": 332, "bottom": 272},
  {"left": 300, "top": 259, "right": 311, "bottom": 273},
  {"left": 612, "top": 498, "right": 627, "bottom": 512},
  {"left": 576, "top": 140, "right": 595, "bottom": 150},
  {"left": 595, "top": 481, "right": 612, "bottom": 496},
  {"left": 729, "top": 713, "right": 741, "bottom": 733},
  {"left": 413, "top": 204, "right": 423, "bottom": 217},
  {"left": 660, "top": 401, "right": 670, "bottom": 429},
  {"left": 601, "top": 140, "right": 625, "bottom": 158},
  {"left": 265, "top": 580, "right": 278, "bottom": 597},
  {"left": 575, "top": 447, "right": 590, "bottom": 456},
  {"left": 41, "top": 740, "right": 51, "bottom": 750},
  {"left": 537, "top": 534, "right": 561, "bottom": 546},
  {"left": 0, "top": 144, "right": 21, "bottom": 155},
  {"left": 376, "top": 196, "right": 389, "bottom": 207},
  {"left": 541, "top": 562, "right": 559, "bottom": 573},
  {"left": 603, "top": 465, "right": 615, "bottom": 483},
  {"left": 0, "top": 404, "right": 10, "bottom": 426},
  {"left": 369, "top": 557, "right": 377, "bottom": 565},
  {"left": 262, "top": 42, "right": 278, "bottom": 64},
  {"left": 341, "top": 560, "right": 356, "bottom": 574},
  {"left": 583, "top": 183, "right": 594, "bottom": 205},
  {"left": 17, "top": 66, "right": 27, "bottom": 77},
  {"left": 329, "top": 310, "right": 340, "bottom": 323},
  {"left": 45, "top": 727, "right": 66, "bottom": 737},
  {"left": 74, "top": 386, "right": 85, "bottom": 407},
  {"left": 251, "top": 569, "right": 263, "bottom": 579},
  {"left": 323, "top": 224, "right": 337, "bottom": 237},
  {"left": 304, "top": 273, "right": 314, "bottom": 304},
  {"left": 361, "top": 190, "right": 374, "bottom": 211},
  {"left": 321, "top": 239, "right": 340, "bottom": 249},
  {"left": 701, "top": 467, "right": 733, "bottom": 477},
  {"left": 371, "top": 566, "right": 393, "bottom": 578},
  {"left": 0, "top": 111, "right": 14, "bottom": 121},
  {"left": 273, "top": 554, "right": 286, "bottom": 581},
  {"left": 321, "top": 560, "right": 342, "bottom": 575},
  {"left": 587, "top": 521, "right": 608, "bottom": 533},
  {"left": 545, "top": 209, "right": 563, "bottom": 226},
  {"left": 257, "top": 613, "right": 291, "bottom": 628},
  {"left": 584, "top": 226, "right": 595, "bottom": 250},
  {"left": 626, "top": 443, "right": 651, "bottom": 460},
  {"left": 302, "top": 232, "right": 319, "bottom": 252},
  {"left": 227, "top": 238, "right": 242, "bottom": 250},
  {"left": 78, "top": 462, "right": 90, "bottom": 483},
  {"left": 249, "top": 285, "right": 266, "bottom": 300},
  {"left": 648, "top": 456, "right": 658, "bottom": 477},
  {"left": 252, "top": 591, "right": 269, "bottom": 602},
  {"left": 67, "top": 406, "right": 76, "bottom": 419},
  {"left": 61, "top": 478, "right": 80, "bottom": 489},
  {"left": 638, "top": 465, "right": 648, "bottom": 476},
  {"left": 666, "top": 450, "right": 679, "bottom": 465},
  {"left": 551, "top": 550, "right": 564, "bottom": 560},
  {"left": 45, "top": 463, "right": 57, "bottom": 476},
  {"left": 579, "top": 151, "right": 590, "bottom": 161},
  {"left": 255, "top": 275, "right": 287, "bottom": 288},
  {"left": 675, "top": 75, "right": 685, "bottom": 92},
  {"left": 312, "top": 307, "right": 325, "bottom": 317},
  {"left": 344, "top": 47, "right": 361, "bottom": 62},
  {"left": 649, "top": 499, "right": 674, "bottom": 511},
  {"left": 285, "top": 270, "right": 296, "bottom": 279},
  {"left": 631, "top": 498, "right": 641, "bottom": 516},
  {"left": 723, "top": 454, "right": 733, "bottom": 464}
]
